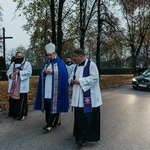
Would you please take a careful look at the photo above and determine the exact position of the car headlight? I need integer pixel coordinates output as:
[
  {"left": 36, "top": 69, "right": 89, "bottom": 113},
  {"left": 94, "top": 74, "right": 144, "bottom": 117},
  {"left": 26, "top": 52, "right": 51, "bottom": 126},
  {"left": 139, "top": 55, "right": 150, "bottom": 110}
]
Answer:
[{"left": 132, "top": 78, "right": 137, "bottom": 82}]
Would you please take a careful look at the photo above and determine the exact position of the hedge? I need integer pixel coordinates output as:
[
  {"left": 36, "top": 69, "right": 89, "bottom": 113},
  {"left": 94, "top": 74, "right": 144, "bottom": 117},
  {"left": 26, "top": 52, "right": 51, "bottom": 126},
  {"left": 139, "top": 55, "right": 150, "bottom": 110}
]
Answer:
[{"left": 0, "top": 67, "right": 136, "bottom": 81}]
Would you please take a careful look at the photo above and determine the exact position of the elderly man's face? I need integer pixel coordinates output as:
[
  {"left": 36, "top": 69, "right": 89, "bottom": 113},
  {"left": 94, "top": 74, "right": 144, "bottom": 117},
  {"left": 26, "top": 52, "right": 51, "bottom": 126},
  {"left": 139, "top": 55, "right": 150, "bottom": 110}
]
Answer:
[
  {"left": 73, "top": 54, "right": 82, "bottom": 64},
  {"left": 46, "top": 52, "right": 56, "bottom": 60}
]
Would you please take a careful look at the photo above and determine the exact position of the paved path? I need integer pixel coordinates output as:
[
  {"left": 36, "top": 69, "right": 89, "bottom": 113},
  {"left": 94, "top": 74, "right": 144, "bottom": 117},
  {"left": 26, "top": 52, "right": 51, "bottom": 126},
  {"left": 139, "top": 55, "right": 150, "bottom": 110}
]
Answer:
[{"left": 0, "top": 85, "right": 150, "bottom": 150}]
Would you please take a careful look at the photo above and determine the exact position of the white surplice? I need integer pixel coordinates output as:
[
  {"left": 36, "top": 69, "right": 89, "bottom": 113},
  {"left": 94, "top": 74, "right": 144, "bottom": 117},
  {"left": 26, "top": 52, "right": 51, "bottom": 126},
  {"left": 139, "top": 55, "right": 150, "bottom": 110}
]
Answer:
[
  {"left": 69, "top": 59, "right": 102, "bottom": 108},
  {"left": 45, "top": 63, "right": 53, "bottom": 99},
  {"left": 6, "top": 60, "right": 32, "bottom": 93}
]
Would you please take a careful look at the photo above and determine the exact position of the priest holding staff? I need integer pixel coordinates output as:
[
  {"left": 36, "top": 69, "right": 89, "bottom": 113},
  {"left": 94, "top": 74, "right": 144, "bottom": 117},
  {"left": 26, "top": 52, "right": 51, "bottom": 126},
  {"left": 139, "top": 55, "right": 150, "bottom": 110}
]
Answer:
[{"left": 69, "top": 49, "right": 103, "bottom": 147}]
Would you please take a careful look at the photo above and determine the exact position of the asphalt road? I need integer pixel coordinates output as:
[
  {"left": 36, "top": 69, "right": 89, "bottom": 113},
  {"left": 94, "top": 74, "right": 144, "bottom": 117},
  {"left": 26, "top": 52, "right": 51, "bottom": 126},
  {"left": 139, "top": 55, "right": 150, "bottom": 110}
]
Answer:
[{"left": 0, "top": 85, "right": 150, "bottom": 150}]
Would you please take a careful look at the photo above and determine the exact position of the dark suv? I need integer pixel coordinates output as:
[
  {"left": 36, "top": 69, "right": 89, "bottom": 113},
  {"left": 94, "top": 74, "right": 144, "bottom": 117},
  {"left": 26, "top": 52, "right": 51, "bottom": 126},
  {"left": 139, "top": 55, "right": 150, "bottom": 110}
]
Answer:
[{"left": 132, "top": 68, "right": 150, "bottom": 90}]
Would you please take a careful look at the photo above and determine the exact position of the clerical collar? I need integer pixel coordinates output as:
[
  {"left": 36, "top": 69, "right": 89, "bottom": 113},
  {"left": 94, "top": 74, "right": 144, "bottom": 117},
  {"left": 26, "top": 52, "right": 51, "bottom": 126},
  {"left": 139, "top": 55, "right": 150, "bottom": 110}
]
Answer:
[
  {"left": 49, "top": 56, "right": 56, "bottom": 63},
  {"left": 50, "top": 59, "right": 54, "bottom": 63},
  {"left": 66, "top": 61, "right": 74, "bottom": 66},
  {"left": 78, "top": 60, "right": 85, "bottom": 66}
]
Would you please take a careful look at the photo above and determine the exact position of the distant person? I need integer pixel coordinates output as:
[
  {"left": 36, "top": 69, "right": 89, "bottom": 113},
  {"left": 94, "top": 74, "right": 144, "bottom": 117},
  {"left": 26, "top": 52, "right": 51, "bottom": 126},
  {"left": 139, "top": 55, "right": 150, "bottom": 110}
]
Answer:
[
  {"left": 6, "top": 52, "right": 32, "bottom": 120},
  {"left": 65, "top": 56, "right": 75, "bottom": 79},
  {"left": 69, "top": 49, "right": 103, "bottom": 147},
  {"left": 34, "top": 43, "right": 69, "bottom": 132},
  {"left": 66, "top": 56, "right": 75, "bottom": 102},
  {"left": 137, "top": 64, "right": 147, "bottom": 75}
]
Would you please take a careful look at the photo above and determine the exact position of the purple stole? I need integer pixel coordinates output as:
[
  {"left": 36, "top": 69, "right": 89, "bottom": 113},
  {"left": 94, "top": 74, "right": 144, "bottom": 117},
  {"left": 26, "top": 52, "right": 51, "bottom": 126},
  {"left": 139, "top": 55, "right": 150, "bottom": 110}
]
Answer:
[
  {"left": 74, "top": 60, "right": 92, "bottom": 113},
  {"left": 10, "top": 61, "right": 26, "bottom": 99},
  {"left": 83, "top": 60, "right": 92, "bottom": 113}
]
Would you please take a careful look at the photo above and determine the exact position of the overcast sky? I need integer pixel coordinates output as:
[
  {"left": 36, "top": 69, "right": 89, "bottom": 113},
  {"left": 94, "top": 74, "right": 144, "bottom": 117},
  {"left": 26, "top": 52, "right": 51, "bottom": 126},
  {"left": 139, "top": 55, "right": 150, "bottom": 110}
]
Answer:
[{"left": 0, "top": 0, "right": 30, "bottom": 56}]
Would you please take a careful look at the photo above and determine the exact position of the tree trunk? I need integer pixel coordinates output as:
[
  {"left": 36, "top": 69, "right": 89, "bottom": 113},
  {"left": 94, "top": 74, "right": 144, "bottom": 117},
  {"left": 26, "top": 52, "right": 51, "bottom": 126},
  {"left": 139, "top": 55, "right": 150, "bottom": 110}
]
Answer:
[
  {"left": 50, "top": 0, "right": 56, "bottom": 45},
  {"left": 132, "top": 55, "right": 137, "bottom": 76},
  {"left": 57, "top": 0, "right": 65, "bottom": 58},
  {"left": 96, "top": 0, "right": 101, "bottom": 74},
  {"left": 79, "top": 0, "right": 86, "bottom": 49}
]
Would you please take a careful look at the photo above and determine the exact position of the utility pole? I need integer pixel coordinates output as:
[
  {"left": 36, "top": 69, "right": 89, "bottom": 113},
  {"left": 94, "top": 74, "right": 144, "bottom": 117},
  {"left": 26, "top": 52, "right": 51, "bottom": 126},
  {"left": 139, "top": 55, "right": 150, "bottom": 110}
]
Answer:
[{"left": 0, "top": 27, "right": 13, "bottom": 68}]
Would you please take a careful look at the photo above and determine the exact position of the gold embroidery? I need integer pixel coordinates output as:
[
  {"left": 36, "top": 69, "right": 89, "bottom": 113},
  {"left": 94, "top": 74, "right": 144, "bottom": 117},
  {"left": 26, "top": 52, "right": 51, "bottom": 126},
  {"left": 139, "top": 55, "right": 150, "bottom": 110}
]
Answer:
[{"left": 52, "top": 63, "right": 58, "bottom": 113}]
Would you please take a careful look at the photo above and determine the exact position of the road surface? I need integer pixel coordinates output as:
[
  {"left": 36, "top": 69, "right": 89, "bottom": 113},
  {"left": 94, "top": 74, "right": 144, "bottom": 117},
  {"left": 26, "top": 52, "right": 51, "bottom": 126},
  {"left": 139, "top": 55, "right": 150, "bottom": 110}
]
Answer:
[{"left": 0, "top": 85, "right": 150, "bottom": 150}]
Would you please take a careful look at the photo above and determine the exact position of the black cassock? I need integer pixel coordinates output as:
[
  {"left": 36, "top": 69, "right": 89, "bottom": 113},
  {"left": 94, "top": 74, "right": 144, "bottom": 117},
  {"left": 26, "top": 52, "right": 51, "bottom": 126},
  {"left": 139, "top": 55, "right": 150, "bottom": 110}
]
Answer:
[
  {"left": 9, "top": 93, "right": 28, "bottom": 118},
  {"left": 73, "top": 106, "right": 101, "bottom": 142}
]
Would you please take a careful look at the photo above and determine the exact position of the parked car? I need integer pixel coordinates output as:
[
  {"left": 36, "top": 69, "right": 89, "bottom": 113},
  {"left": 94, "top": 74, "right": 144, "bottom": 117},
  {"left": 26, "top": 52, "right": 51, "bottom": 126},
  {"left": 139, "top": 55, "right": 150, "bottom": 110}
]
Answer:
[{"left": 132, "top": 68, "right": 150, "bottom": 90}]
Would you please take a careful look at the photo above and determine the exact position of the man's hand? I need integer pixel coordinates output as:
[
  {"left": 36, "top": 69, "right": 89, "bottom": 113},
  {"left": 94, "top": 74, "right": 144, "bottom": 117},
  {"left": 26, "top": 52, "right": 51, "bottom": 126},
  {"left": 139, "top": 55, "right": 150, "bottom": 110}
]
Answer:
[
  {"left": 10, "top": 74, "right": 15, "bottom": 80},
  {"left": 71, "top": 79, "right": 80, "bottom": 85},
  {"left": 44, "top": 69, "right": 52, "bottom": 74}
]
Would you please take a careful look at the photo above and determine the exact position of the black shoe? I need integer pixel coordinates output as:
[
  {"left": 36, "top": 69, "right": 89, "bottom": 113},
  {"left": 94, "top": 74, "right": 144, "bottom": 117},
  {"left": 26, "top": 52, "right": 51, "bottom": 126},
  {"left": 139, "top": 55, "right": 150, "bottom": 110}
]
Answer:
[
  {"left": 43, "top": 126, "right": 52, "bottom": 132},
  {"left": 76, "top": 140, "right": 85, "bottom": 146},
  {"left": 18, "top": 116, "right": 26, "bottom": 121},
  {"left": 46, "top": 127, "right": 52, "bottom": 132}
]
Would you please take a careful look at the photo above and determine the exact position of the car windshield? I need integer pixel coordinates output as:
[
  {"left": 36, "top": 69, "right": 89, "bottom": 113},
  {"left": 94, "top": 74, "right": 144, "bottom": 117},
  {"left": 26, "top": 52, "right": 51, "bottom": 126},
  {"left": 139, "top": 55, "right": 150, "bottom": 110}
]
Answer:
[{"left": 142, "top": 69, "right": 150, "bottom": 76}]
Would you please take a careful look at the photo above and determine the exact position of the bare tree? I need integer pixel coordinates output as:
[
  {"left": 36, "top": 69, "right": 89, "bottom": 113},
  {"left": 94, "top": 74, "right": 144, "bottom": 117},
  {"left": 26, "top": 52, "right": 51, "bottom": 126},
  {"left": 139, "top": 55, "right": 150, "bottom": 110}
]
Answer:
[
  {"left": 116, "top": 0, "right": 150, "bottom": 75},
  {"left": 79, "top": 0, "right": 98, "bottom": 49}
]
